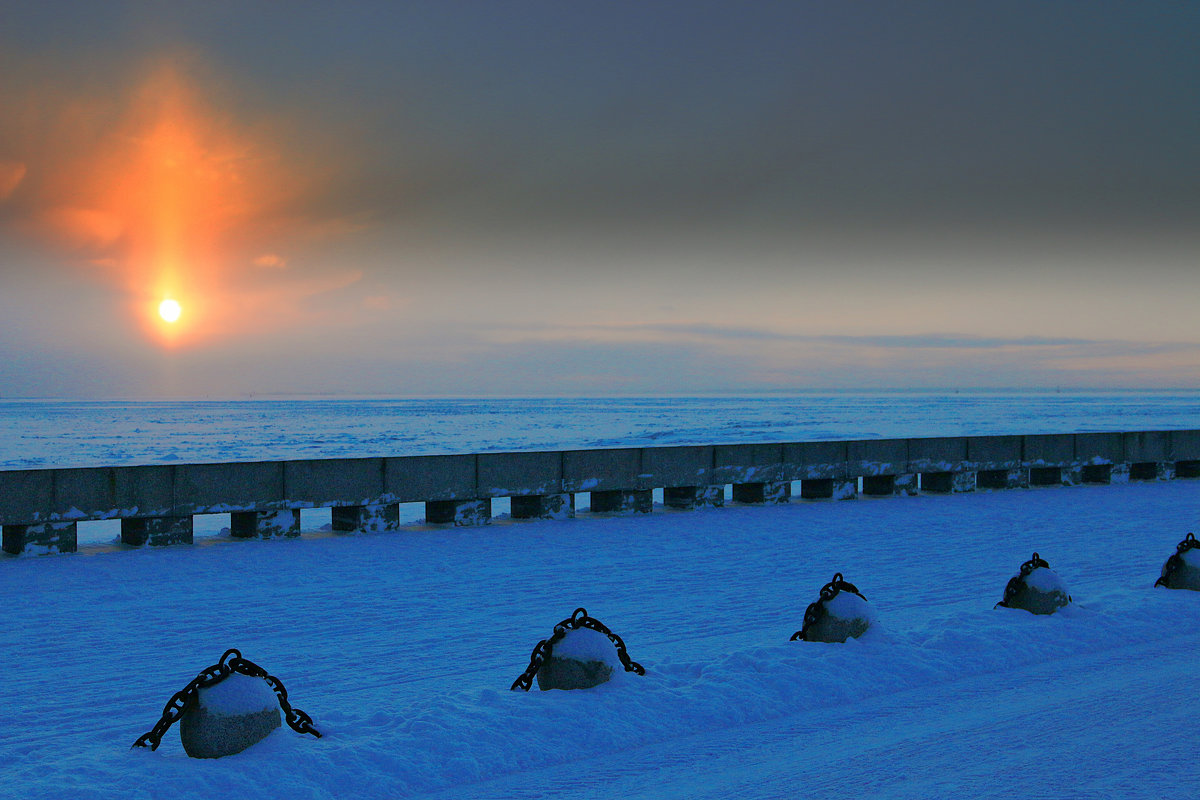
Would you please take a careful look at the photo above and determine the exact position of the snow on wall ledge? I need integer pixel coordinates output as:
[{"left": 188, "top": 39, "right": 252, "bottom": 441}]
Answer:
[{"left": 2, "top": 429, "right": 1199, "bottom": 554}]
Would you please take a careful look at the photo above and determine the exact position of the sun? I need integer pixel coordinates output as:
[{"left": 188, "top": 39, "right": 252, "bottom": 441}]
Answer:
[{"left": 158, "top": 298, "right": 182, "bottom": 323}]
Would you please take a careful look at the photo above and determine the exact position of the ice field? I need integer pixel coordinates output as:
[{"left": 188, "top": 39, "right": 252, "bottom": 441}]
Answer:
[
  {"left": 4, "top": 392, "right": 1200, "bottom": 469},
  {"left": 2, "top": 476, "right": 1199, "bottom": 799}
]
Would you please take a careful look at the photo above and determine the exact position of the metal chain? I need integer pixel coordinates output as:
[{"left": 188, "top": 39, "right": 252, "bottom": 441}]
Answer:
[
  {"left": 1155, "top": 532, "right": 1197, "bottom": 588},
  {"left": 996, "top": 552, "right": 1053, "bottom": 608},
  {"left": 1019, "top": 552, "right": 1051, "bottom": 576},
  {"left": 791, "top": 573, "right": 866, "bottom": 641},
  {"left": 510, "top": 607, "right": 645, "bottom": 691},
  {"left": 132, "top": 648, "right": 321, "bottom": 750}
]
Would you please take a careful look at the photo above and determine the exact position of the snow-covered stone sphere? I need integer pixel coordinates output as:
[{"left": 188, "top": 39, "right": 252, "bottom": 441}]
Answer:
[
  {"left": 804, "top": 587, "right": 875, "bottom": 643},
  {"left": 1175, "top": 547, "right": 1200, "bottom": 590},
  {"left": 179, "top": 672, "right": 281, "bottom": 758},
  {"left": 1156, "top": 534, "right": 1200, "bottom": 591},
  {"left": 536, "top": 626, "right": 618, "bottom": 691},
  {"left": 1003, "top": 565, "right": 1072, "bottom": 615}
]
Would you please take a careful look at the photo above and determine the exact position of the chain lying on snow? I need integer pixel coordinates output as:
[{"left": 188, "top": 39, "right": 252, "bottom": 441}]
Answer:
[
  {"left": 132, "top": 648, "right": 322, "bottom": 750},
  {"left": 995, "top": 552, "right": 1051, "bottom": 608},
  {"left": 1155, "top": 532, "right": 1198, "bottom": 588},
  {"left": 790, "top": 573, "right": 866, "bottom": 641},
  {"left": 510, "top": 607, "right": 645, "bottom": 691}
]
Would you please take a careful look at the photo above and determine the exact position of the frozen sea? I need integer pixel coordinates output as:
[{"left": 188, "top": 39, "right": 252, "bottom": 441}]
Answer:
[
  {"left": 2, "top": 392, "right": 1199, "bottom": 799},
  {"left": 3, "top": 391, "right": 1199, "bottom": 469}
]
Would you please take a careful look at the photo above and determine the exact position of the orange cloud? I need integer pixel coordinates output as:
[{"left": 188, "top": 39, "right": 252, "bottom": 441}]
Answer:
[
  {"left": 4, "top": 56, "right": 366, "bottom": 348},
  {"left": 253, "top": 253, "right": 288, "bottom": 269},
  {"left": 0, "top": 160, "right": 25, "bottom": 200},
  {"left": 42, "top": 206, "right": 124, "bottom": 248}
]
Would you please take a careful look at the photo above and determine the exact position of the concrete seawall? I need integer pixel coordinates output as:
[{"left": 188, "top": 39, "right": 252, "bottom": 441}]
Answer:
[{"left": 3, "top": 430, "right": 1198, "bottom": 554}]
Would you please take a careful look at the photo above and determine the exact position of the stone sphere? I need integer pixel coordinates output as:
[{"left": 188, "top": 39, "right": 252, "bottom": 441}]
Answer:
[
  {"left": 536, "top": 627, "right": 618, "bottom": 691},
  {"left": 179, "top": 673, "right": 282, "bottom": 759},
  {"left": 804, "top": 588, "right": 874, "bottom": 643},
  {"left": 1159, "top": 542, "right": 1200, "bottom": 591},
  {"left": 1004, "top": 566, "right": 1071, "bottom": 615}
]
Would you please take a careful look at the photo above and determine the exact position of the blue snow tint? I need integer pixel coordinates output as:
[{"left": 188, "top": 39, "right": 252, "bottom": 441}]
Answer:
[
  {"left": 2, "top": 391, "right": 1200, "bottom": 468},
  {"left": 2, "top": 480, "right": 1200, "bottom": 798}
]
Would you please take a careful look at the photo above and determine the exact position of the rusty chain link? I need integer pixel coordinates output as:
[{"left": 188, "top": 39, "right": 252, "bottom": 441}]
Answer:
[
  {"left": 131, "top": 648, "right": 321, "bottom": 750},
  {"left": 510, "top": 607, "right": 645, "bottom": 691},
  {"left": 790, "top": 572, "right": 866, "bottom": 641},
  {"left": 1155, "top": 532, "right": 1198, "bottom": 588}
]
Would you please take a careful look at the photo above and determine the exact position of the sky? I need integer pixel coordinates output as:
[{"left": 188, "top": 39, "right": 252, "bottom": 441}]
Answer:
[{"left": 1, "top": 1, "right": 1198, "bottom": 397}]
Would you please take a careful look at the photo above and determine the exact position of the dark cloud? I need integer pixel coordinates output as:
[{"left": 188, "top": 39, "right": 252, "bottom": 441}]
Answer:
[
  {"left": 7, "top": 2, "right": 1196, "bottom": 248},
  {"left": 1, "top": 2, "right": 1198, "bottom": 395},
  {"left": 491, "top": 321, "right": 1200, "bottom": 356}
]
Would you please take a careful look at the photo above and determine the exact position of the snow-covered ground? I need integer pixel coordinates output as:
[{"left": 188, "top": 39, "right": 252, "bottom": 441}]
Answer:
[
  {"left": 3, "top": 392, "right": 1199, "bottom": 468},
  {"left": 3, "top": 478, "right": 1198, "bottom": 799}
]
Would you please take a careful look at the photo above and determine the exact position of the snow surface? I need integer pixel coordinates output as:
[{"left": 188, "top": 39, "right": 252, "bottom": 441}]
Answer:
[
  {"left": 3, "top": 478, "right": 1199, "bottom": 799},
  {"left": 198, "top": 673, "right": 279, "bottom": 716},
  {"left": 550, "top": 626, "right": 619, "bottom": 665}
]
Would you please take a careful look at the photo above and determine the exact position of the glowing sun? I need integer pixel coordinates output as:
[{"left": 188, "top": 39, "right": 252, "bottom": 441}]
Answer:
[{"left": 158, "top": 298, "right": 182, "bottom": 323}]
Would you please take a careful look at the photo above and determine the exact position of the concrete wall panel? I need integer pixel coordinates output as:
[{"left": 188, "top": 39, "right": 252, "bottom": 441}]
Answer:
[
  {"left": 966, "top": 436, "right": 1023, "bottom": 469},
  {"left": 1075, "top": 433, "right": 1124, "bottom": 465},
  {"left": 640, "top": 445, "right": 714, "bottom": 488},
  {"left": 116, "top": 466, "right": 174, "bottom": 517},
  {"left": 908, "top": 437, "right": 968, "bottom": 473},
  {"left": 1023, "top": 434, "right": 1075, "bottom": 466},
  {"left": 562, "top": 448, "right": 641, "bottom": 492},
  {"left": 175, "top": 461, "right": 286, "bottom": 514},
  {"left": 478, "top": 450, "right": 562, "bottom": 497},
  {"left": 50, "top": 465, "right": 175, "bottom": 520},
  {"left": 52, "top": 467, "right": 114, "bottom": 519},
  {"left": 782, "top": 441, "right": 849, "bottom": 479},
  {"left": 1171, "top": 430, "right": 1200, "bottom": 461},
  {"left": 1123, "top": 430, "right": 1171, "bottom": 463},
  {"left": 285, "top": 458, "right": 385, "bottom": 507},
  {"left": 385, "top": 455, "right": 476, "bottom": 502},
  {"left": 0, "top": 469, "right": 55, "bottom": 525},
  {"left": 847, "top": 439, "right": 909, "bottom": 476},
  {"left": 713, "top": 443, "right": 785, "bottom": 483}
]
